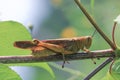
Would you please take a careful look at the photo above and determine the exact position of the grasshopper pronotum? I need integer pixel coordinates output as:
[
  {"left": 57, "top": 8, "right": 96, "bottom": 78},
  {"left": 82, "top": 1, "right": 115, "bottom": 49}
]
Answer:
[{"left": 14, "top": 36, "right": 92, "bottom": 67}]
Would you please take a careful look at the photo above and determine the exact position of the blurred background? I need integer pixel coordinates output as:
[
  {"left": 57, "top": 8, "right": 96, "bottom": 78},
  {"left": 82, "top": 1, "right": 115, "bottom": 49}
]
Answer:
[{"left": 1, "top": 0, "right": 120, "bottom": 80}]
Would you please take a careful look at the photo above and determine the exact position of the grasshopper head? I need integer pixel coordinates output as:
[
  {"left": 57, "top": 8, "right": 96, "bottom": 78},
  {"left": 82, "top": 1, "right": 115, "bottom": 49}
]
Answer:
[
  {"left": 14, "top": 40, "right": 39, "bottom": 49},
  {"left": 85, "top": 36, "right": 92, "bottom": 49}
]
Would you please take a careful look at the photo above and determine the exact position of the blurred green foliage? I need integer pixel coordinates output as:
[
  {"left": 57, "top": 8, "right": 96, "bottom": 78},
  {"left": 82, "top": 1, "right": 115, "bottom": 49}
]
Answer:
[
  {"left": 0, "top": 64, "right": 21, "bottom": 80},
  {"left": 1, "top": 0, "right": 120, "bottom": 80},
  {"left": 36, "top": 0, "right": 120, "bottom": 80}
]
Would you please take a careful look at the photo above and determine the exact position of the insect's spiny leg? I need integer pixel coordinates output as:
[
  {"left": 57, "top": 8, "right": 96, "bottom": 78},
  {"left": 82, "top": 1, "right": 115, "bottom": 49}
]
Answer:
[
  {"left": 90, "top": 52, "right": 100, "bottom": 64},
  {"left": 62, "top": 55, "right": 70, "bottom": 68},
  {"left": 91, "top": 58, "right": 96, "bottom": 64},
  {"left": 62, "top": 53, "right": 65, "bottom": 68},
  {"left": 84, "top": 48, "right": 96, "bottom": 64},
  {"left": 89, "top": 53, "right": 96, "bottom": 64}
]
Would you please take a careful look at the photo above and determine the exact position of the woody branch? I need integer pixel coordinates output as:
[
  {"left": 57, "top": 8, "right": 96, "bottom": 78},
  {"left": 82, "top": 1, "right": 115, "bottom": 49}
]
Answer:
[{"left": 0, "top": 49, "right": 115, "bottom": 64}]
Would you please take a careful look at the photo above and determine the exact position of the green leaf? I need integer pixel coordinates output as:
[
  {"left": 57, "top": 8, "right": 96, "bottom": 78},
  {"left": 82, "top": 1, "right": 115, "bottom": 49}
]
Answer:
[
  {"left": 9, "top": 63, "right": 55, "bottom": 79},
  {"left": 101, "top": 72, "right": 114, "bottom": 80},
  {"left": 0, "top": 21, "right": 32, "bottom": 56},
  {"left": 35, "top": 63, "right": 55, "bottom": 79},
  {"left": 0, "top": 64, "right": 21, "bottom": 80},
  {"left": 102, "top": 59, "right": 120, "bottom": 80},
  {"left": 110, "top": 60, "right": 120, "bottom": 80}
]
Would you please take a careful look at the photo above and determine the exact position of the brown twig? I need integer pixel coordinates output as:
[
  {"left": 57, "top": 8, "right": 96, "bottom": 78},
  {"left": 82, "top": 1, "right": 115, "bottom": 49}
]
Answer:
[
  {"left": 0, "top": 49, "right": 115, "bottom": 64},
  {"left": 112, "top": 22, "right": 117, "bottom": 48}
]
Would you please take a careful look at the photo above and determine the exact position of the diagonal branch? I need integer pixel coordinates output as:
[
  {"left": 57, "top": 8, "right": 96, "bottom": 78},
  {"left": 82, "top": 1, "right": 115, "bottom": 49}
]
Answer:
[
  {"left": 0, "top": 49, "right": 115, "bottom": 64},
  {"left": 74, "top": 0, "right": 116, "bottom": 50},
  {"left": 84, "top": 57, "right": 113, "bottom": 80}
]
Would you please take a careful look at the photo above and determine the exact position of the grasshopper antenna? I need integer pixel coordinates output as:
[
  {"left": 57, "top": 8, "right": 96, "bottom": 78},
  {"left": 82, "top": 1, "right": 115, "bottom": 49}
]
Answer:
[
  {"left": 91, "top": 30, "right": 100, "bottom": 61},
  {"left": 91, "top": 29, "right": 97, "bottom": 38}
]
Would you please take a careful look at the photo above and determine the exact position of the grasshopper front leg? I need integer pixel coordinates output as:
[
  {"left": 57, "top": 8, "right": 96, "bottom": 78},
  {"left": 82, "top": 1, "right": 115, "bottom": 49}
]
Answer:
[{"left": 83, "top": 48, "right": 96, "bottom": 64}]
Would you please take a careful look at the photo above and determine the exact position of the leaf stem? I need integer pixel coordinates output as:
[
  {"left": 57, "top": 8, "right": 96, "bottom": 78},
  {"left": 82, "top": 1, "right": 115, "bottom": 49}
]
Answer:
[
  {"left": 112, "top": 22, "right": 117, "bottom": 48},
  {"left": 74, "top": 0, "right": 116, "bottom": 50}
]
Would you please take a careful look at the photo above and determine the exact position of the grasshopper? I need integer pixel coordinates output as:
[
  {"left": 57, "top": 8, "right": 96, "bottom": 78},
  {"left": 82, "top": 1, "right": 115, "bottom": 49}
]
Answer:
[{"left": 14, "top": 36, "right": 93, "bottom": 67}]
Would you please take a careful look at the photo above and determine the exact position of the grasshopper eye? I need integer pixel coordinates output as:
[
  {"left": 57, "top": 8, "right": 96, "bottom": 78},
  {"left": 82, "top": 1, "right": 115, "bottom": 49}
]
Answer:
[{"left": 33, "top": 39, "right": 39, "bottom": 44}]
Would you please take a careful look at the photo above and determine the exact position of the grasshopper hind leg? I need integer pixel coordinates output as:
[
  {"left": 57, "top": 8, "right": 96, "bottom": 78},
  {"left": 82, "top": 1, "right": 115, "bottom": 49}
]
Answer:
[
  {"left": 61, "top": 53, "right": 66, "bottom": 68},
  {"left": 61, "top": 53, "right": 69, "bottom": 68}
]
